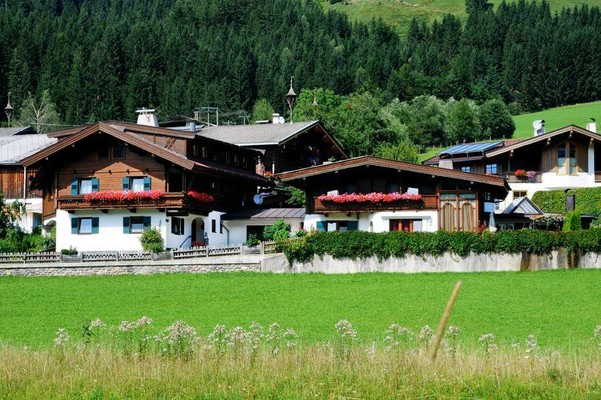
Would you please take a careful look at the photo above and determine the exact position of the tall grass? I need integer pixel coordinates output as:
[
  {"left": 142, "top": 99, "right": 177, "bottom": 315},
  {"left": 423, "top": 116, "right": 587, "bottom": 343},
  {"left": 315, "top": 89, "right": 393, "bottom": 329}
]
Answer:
[{"left": 2, "top": 343, "right": 601, "bottom": 398}]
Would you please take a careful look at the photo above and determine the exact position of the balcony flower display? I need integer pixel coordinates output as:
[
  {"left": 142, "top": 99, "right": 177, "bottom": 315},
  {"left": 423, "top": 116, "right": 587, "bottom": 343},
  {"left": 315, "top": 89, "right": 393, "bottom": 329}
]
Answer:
[
  {"left": 186, "top": 190, "right": 215, "bottom": 204},
  {"left": 83, "top": 190, "right": 165, "bottom": 203},
  {"left": 527, "top": 170, "right": 537, "bottom": 180},
  {"left": 514, "top": 169, "right": 527, "bottom": 178},
  {"left": 318, "top": 192, "right": 422, "bottom": 204}
]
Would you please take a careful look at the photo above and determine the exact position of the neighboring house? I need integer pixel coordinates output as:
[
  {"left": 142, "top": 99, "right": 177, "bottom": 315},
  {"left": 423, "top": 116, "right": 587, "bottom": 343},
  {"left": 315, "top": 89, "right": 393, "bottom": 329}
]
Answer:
[
  {"left": 423, "top": 123, "right": 601, "bottom": 211},
  {"left": 494, "top": 196, "right": 545, "bottom": 230},
  {"left": 221, "top": 208, "right": 305, "bottom": 243},
  {"left": 276, "top": 156, "right": 509, "bottom": 233},
  {"left": 0, "top": 126, "right": 57, "bottom": 232},
  {"left": 21, "top": 120, "right": 272, "bottom": 252},
  {"left": 197, "top": 118, "right": 347, "bottom": 174}
]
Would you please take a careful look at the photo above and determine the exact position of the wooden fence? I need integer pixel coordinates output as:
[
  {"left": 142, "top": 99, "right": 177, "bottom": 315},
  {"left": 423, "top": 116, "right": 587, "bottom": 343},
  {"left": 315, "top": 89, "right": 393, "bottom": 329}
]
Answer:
[{"left": 0, "top": 241, "right": 279, "bottom": 264}]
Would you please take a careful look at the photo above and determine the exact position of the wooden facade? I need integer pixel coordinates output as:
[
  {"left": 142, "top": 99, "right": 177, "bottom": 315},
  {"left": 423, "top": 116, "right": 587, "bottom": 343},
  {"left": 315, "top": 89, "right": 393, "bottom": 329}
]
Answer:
[
  {"left": 23, "top": 122, "right": 273, "bottom": 220},
  {"left": 0, "top": 166, "right": 41, "bottom": 199},
  {"left": 278, "top": 156, "right": 509, "bottom": 233}
]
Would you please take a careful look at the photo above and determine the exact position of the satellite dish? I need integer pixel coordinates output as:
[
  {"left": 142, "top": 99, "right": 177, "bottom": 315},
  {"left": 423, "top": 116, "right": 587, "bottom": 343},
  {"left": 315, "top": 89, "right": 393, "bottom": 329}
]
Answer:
[{"left": 253, "top": 194, "right": 263, "bottom": 205}]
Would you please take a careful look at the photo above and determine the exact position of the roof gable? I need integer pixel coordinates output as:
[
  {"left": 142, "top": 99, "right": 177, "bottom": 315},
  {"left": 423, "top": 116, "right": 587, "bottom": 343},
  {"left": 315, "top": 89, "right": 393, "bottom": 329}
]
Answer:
[
  {"left": 486, "top": 125, "right": 601, "bottom": 158},
  {"left": 501, "top": 196, "right": 544, "bottom": 215},
  {"left": 277, "top": 155, "right": 509, "bottom": 190},
  {"left": 22, "top": 122, "right": 195, "bottom": 170}
]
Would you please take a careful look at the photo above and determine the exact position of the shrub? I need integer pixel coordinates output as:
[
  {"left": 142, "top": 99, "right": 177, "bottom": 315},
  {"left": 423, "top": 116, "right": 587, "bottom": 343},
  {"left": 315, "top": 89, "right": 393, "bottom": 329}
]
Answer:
[
  {"left": 140, "top": 228, "right": 164, "bottom": 253},
  {"left": 281, "top": 229, "right": 601, "bottom": 264},
  {"left": 263, "top": 218, "right": 291, "bottom": 242},
  {"left": 244, "top": 234, "right": 260, "bottom": 247},
  {"left": 61, "top": 247, "right": 78, "bottom": 255},
  {"left": 563, "top": 211, "right": 582, "bottom": 232}
]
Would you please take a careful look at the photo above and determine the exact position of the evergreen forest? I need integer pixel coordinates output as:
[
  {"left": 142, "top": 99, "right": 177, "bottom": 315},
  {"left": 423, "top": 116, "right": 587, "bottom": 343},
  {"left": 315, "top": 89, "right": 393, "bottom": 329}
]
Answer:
[{"left": 1, "top": 0, "right": 601, "bottom": 153}]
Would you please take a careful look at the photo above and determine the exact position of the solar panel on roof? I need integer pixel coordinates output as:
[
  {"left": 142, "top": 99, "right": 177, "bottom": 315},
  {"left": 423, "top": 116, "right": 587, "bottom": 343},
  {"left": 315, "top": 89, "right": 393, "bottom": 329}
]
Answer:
[{"left": 438, "top": 141, "right": 503, "bottom": 156}]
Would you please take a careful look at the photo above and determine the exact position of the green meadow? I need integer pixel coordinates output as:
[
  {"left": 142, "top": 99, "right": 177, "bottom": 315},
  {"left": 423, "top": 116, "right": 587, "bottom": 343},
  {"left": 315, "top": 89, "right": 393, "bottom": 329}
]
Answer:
[
  {"left": 512, "top": 101, "right": 601, "bottom": 138},
  {"left": 1, "top": 270, "right": 600, "bottom": 350},
  {"left": 326, "top": 0, "right": 601, "bottom": 35}
]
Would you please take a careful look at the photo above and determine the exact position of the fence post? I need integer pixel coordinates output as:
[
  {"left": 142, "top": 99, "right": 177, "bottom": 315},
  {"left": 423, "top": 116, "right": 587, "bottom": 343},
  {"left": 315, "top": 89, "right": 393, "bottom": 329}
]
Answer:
[{"left": 260, "top": 241, "right": 265, "bottom": 255}]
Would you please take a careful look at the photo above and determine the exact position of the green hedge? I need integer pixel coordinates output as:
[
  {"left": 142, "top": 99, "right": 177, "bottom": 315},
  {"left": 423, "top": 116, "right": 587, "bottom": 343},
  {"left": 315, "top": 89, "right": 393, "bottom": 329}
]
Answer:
[
  {"left": 282, "top": 229, "right": 601, "bottom": 264},
  {"left": 532, "top": 187, "right": 601, "bottom": 215}
]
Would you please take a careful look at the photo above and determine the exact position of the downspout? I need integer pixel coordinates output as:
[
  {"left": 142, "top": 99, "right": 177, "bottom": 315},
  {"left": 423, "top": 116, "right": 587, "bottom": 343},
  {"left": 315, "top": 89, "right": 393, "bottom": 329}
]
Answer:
[
  {"left": 23, "top": 166, "right": 27, "bottom": 199},
  {"left": 220, "top": 221, "right": 230, "bottom": 244}
]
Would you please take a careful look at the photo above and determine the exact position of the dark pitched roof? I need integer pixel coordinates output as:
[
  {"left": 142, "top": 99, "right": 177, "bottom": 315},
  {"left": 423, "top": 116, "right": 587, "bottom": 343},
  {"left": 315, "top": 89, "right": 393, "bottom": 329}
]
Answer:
[
  {"left": 21, "top": 122, "right": 273, "bottom": 185},
  {"left": 277, "top": 155, "right": 510, "bottom": 190},
  {"left": 501, "top": 197, "right": 544, "bottom": 215},
  {"left": 201, "top": 121, "right": 321, "bottom": 146},
  {"left": 0, "top": 126, "right": 36, "bottom": 136},
  {"left": 486, "top": 125, "right": 601, "bottom": 157},
  {"left": 0, "top": 134, "right": 57, "bottom": 164}
]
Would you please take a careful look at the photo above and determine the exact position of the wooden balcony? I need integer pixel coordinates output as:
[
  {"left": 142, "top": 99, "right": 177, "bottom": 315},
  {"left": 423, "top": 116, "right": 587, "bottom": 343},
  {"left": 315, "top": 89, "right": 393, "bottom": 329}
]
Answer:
[
  {"left": 58, "top": 193, "right": 187, "bottom": 211},
  {"left": 504, "top": 171, "right": 542, "bottom": 183},
  {"left": 313, "top": 194, "right": 438, "bottom": 213}
]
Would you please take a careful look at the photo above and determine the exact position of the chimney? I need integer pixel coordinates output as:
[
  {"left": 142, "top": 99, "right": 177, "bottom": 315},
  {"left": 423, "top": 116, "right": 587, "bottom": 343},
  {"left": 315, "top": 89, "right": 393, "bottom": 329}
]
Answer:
[
  {"left": 193, "top": 109, "right": 199, "bottom": 122},
  {"left": 136, "top": 108, "right": 159, "bottom": 127},
  {"left": 272, "top": 113, "right": 284, "bottom": 124},
  {"left": 533, "top": 120, "right": 545, "bottom": 136},
  {"left": 586, "top": 118, "right": 597, "bottom": 133}
]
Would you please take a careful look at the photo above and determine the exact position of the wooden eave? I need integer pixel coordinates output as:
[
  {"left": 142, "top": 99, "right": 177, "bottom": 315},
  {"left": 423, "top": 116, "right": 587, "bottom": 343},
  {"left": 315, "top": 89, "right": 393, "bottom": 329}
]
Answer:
[
  {"left": 485, "top": 125, "right": 601, "bottom": 158},
  {"left": 277, "top": 155, "right": 509, "bottom": 190},
  {"left": 107, "top": 121, "right": 197, "bottom": 140},
  {"left": 21, "top": 122, "right": 195, "bottom": 170},
  {"left": 46, "top": 125, "right": 93, "bottom": 138}
]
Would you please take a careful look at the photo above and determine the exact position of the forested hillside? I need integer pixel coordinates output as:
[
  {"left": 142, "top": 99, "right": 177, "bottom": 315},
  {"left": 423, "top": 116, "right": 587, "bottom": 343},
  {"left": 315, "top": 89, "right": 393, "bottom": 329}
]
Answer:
[{"left": 1, "top": 0, "right": 600, "bottom": 151}]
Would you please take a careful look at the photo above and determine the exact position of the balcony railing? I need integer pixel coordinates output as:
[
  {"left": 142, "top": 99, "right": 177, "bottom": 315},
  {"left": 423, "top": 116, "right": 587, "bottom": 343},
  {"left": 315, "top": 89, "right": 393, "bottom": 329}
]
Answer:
[
  {"left": 313, "top": 194, "right": 438, "bottom": 213},
  {"left": 504, "top": 171, "right": 542, "bottom": 183},
  {"left": 58, "top": 192, "right": 187, "bottom": 211}
]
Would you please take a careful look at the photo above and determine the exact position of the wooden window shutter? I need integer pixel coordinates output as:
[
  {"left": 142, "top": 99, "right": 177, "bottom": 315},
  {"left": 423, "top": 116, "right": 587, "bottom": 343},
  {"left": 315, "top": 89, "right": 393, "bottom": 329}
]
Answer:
[
  {"left": 71, "top": 218, "right": 78, "bottom": 234},
  {"left": 71, "top": 179, "right": 79, "bottom": 195},
  {"left": 143, "top": 216, "right": 151, "bottom": 229},
  {"left": 143, "top": 176, "right": 151, "bottom": 191},
  {"left": 91, "top": 217, "right": 99, "bottom": 234},
  {"left": 347, "top": 221, "right": 358, "bottom": 231},
  {"left": 122, "top": 177, "right": 130, "bottom": 191},
  {"left": 315, "top": 221, "right": 326, "bottom": 232},
  {"left": 123, "top": 217, "right": 130, "bottom": 233},
  {"left": 91, "top": 178, "right": 99, "bottom": 192}
]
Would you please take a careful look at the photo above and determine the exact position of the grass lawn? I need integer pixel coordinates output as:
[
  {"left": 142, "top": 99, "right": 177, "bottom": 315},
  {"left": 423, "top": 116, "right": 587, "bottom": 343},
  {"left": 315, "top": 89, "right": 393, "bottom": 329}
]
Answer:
[
  {"left": 326, "top": 0, "right": 599, "bottom": 36},
  {"left": 1, "top": 270, "right": 600, "bottom": 350},
  {"left": 512, "top": 101, "right": 601, "bottom": 138}
]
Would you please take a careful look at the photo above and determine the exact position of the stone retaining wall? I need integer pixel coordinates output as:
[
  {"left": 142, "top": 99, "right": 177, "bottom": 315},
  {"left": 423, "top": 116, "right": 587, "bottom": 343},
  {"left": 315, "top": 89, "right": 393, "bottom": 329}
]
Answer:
[
  {"left": 2, "top": 251, "right": 601, "bottom": 276},
  {"left": 0, "top": 255, "right": 263, "bottom": 276}
]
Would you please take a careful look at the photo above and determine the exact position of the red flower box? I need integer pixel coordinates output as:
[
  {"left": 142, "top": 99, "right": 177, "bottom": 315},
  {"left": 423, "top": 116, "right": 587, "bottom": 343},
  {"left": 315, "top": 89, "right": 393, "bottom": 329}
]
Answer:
[
  {"left": 83, "top": 190, "right": 165, "bottom": 203},
  {"left": 186, "top": 191, "right": 215, "bottom": 204},
  {"left": 317, "top": 192, "right": 422, "bottom": 205}
]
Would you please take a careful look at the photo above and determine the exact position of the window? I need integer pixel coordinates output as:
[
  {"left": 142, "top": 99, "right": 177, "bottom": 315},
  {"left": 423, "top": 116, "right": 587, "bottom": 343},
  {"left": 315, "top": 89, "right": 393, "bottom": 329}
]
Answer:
[
  {"left": 211, "top": 219, "right": 216, "bottom": 233},
  {"left": 485, "top": 164, "right": 498, "bottom": 175},
  {"left": 315, "top": 220, "right": 358, "bottom": 232},
  {"left": 71, "top": 178, "right": 99, "bottom": 195},
  {"left": 390, "top": 219, "right": 423, "bottom": 232},
  {"left": 558, "top": 142, "right": 577, "bottom": 175},
  {"left": 111, "top": 147, "right": 126, "bottom": 159},
  {"left": 513, "top": 190, "right": 527, "bottom": 198},
  {"left": 71, "top": 217, "right": 99, "bottom": 234},
  {"left": 461, "top": 166, "right": 471, "bottom": 173},
  {"left": 123, "top": 176, "right": 151, "bottom": 192},
  {"left": 171, "top": 217, "right": 184, "bottom": 235},
  {"left": 123, "top": 216, "right": 150, "bottom": 234}
]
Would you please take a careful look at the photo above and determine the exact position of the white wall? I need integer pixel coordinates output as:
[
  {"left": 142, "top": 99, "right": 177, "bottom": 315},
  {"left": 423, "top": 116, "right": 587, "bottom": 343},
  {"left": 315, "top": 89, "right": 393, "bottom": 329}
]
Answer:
[
  {"left": 56, "top": 209, "right": 168, "bottom": 252},
  {"left": 10, "top": 198, "right": 42, "bottom": 233},
  {"left": 225, "top": 218, "right": 304, "bottom": 244},
  {"left": 304, "top": 210, "right": 438, "bottom": 233}
]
